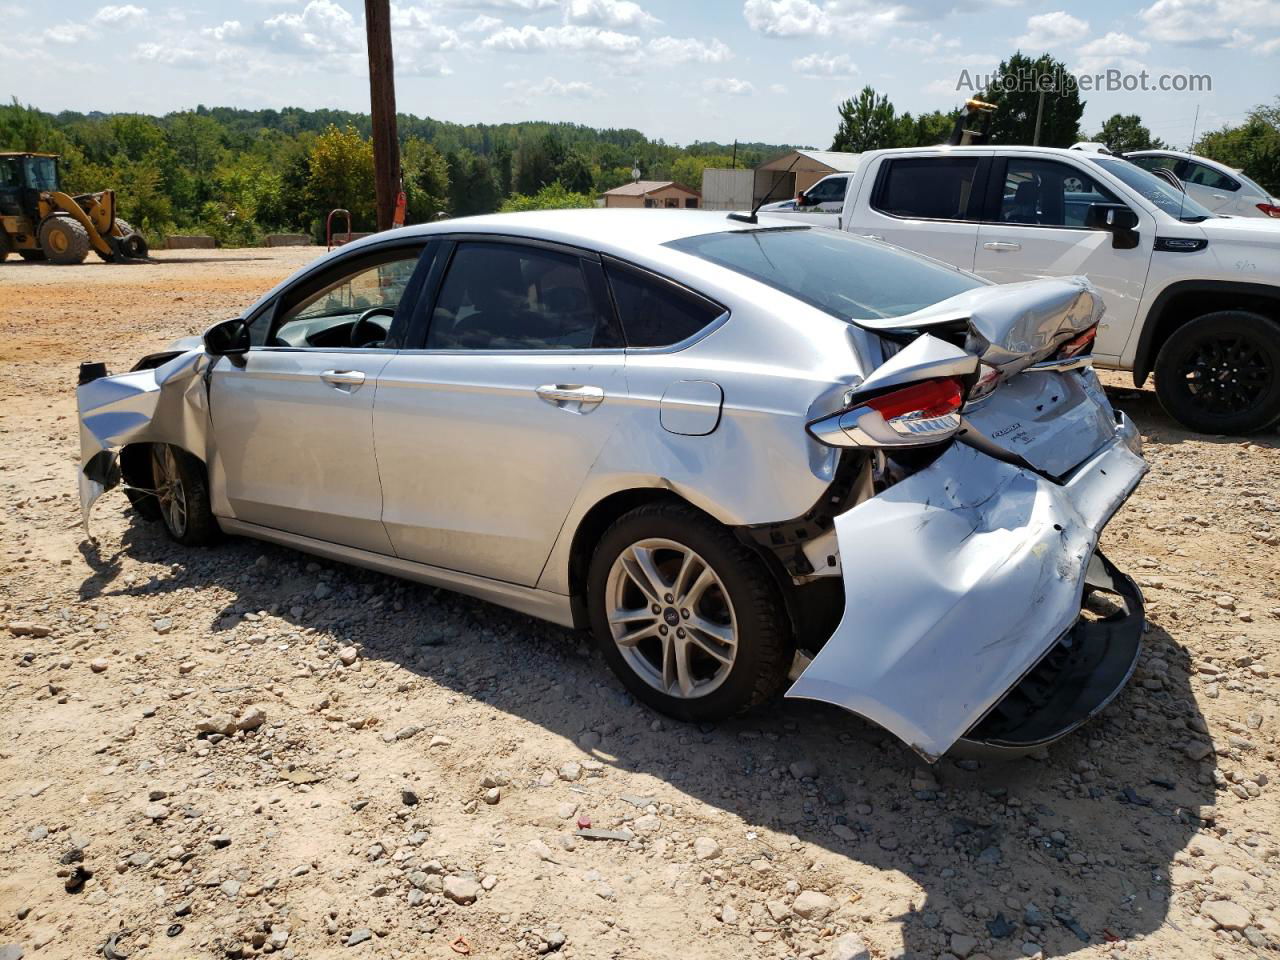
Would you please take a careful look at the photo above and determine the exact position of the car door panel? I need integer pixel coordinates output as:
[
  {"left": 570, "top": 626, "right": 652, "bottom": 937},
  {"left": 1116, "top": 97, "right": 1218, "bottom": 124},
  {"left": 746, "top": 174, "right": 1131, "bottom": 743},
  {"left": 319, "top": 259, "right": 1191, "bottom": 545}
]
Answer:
[
  {"left": 973, "top": 157, "right": 1154, "bottom": 362},
  {"left": 210, "top": 350, "right": 396, "bottom": 553}
]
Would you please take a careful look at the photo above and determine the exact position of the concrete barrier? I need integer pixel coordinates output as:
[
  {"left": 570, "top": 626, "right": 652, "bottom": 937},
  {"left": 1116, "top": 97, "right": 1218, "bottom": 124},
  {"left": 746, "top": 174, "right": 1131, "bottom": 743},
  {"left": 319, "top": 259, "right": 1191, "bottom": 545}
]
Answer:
[
  {"left": 264, "top": 234, "right": 314, "bottom": 247},
  {"left": 165, "top": 235, "right": 216, "bottom": 250}
]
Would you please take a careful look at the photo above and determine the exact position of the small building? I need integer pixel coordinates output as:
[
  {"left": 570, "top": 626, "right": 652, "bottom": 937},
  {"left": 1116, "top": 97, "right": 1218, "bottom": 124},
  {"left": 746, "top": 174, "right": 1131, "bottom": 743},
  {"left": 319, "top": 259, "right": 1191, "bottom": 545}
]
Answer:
[
  {"left": 601, "top": 180, "right": 701, "bottom": 209},
  {"left": 700, "top": 149, "right": 861, "bottom": 210}
]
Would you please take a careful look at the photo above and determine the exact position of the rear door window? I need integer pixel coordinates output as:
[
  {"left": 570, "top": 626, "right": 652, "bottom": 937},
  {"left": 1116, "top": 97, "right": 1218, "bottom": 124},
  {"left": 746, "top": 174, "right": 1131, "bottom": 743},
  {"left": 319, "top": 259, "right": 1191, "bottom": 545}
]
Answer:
[
  {"left": 603, "top": 260, "right": 725, "bottom": 348},
  {"left": 426, "top": 242, "right": 622, "bottom": 350},
  {"left": 872, "top": 157, "right": 983, "bottom": 221}
]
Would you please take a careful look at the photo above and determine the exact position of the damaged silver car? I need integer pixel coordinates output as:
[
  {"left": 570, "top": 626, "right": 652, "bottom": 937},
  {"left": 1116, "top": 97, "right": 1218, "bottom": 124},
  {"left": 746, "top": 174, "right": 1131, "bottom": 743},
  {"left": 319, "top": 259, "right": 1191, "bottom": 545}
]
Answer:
[{"left": 76, "top": 211, "right": 1147, "bottom": 761}]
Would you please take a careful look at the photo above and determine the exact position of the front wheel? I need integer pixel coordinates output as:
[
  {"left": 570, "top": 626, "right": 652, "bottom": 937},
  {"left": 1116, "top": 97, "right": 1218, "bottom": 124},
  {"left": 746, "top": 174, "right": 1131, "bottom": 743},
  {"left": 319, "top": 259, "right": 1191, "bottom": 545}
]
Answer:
[
  {"left": 39, "top": 216, "right": 90, "bottom": 265},
  {"left": 150, "top": 444, "right": 219, "bottom": 546},
  {"left": 587, "top": 502, "right": 792, "bottom": 722},
  {"left": 1154, "top": 311, "right": 1280, "bottom": 434}
]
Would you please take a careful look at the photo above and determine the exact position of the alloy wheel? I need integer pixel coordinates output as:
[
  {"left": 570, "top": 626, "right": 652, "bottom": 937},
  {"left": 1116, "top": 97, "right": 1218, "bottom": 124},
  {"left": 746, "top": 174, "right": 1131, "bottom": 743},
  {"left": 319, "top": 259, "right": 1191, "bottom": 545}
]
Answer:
[
  {"left": 1179, "top": 335, "right": 1272, "bottom": 416},
  {"left": 152, "top": 445, "right": 188, "bottom": 538},
  {"left": 604, "top": 538, "right": 738, "bottom": 699}
]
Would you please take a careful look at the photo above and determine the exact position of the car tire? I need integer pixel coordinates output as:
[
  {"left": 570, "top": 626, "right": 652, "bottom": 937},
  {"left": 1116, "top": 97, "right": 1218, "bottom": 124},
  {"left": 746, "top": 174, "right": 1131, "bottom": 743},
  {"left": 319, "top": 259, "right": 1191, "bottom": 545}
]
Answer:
[
  {"left": 1154, "top": 310, "right": 1280, "bottom": 434},
  {"left": 150, "top": 444, "right": 219, "bottom": 546},
  {"left": 587, "top": 502, "right": 792, "bottom": 723},
  {"left": 39, "top": 215, "right": 90, "bottom": 265}
]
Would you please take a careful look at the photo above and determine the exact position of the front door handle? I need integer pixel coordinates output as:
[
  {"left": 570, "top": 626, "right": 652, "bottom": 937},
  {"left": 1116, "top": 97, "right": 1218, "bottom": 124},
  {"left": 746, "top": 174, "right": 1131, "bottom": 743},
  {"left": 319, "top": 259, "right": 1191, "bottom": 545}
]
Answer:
[
  {"left": 861, "top": 234, "right": 885, "bottom": 242},
  {"left": 321, "top": 369, "right": 366, "bottom": 386},
  {"left": 982, "top": 241, "right": 1022, "bottom": 252},
  {"left": 536, "top": 384, "right": 604, "bottom": 410}
]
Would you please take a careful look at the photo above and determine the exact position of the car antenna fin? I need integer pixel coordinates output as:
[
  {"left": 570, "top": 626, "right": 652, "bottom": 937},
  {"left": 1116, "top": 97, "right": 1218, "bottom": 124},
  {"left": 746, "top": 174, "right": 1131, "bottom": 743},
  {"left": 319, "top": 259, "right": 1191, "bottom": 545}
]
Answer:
[{"left": 728, "top": 154, "right": 801, "bottom": 225}]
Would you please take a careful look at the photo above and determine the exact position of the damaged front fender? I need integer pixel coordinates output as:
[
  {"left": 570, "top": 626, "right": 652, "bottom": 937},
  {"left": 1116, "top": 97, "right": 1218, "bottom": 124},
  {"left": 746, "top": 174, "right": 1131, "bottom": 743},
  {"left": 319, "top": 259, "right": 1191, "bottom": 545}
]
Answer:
[
  {"left": 76, "top": 350, "right": 210, "bottom": 534},
  {"left": 786, "top": 429, "right": 1147, "bottom": 761}
]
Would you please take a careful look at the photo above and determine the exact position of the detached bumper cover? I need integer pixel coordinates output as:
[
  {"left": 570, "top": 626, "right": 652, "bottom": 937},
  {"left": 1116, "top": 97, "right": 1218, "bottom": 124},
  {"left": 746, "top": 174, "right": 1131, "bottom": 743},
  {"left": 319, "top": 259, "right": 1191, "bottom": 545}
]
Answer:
[{"left": 786, "top": 418, "right": 1147, "bottom": 761}]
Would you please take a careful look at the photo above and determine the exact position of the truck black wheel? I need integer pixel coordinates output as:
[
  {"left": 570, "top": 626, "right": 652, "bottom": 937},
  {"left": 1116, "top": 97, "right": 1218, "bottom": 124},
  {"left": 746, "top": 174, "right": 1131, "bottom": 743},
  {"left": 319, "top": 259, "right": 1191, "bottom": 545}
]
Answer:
[
  {"left": 39, "top": 216, "right": 90, "bottom": 265},
  {"left": 1154, "top": 310, "right": 1280, "bottom": 434}
]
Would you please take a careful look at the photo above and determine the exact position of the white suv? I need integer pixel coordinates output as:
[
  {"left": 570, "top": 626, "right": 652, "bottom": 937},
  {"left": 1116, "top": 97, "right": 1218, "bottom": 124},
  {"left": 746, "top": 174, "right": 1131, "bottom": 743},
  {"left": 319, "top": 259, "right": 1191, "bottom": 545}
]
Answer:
[
  {"left": 806, "top": 145, "right": 1280, "bottom": 433},
  {"left": 1126, "top": 149, "right": 1280, "bottom": 220}
]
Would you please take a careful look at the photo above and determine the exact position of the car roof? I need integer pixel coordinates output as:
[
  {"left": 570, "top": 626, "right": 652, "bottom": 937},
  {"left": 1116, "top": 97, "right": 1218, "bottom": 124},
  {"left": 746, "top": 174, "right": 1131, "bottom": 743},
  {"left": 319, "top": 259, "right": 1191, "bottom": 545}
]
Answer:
[
  {"left": 338, "top": 208, "right": 799, "bottom": 258},
  {"left": 1126, "top": 148, "right": 1239, "bottom": 171}
]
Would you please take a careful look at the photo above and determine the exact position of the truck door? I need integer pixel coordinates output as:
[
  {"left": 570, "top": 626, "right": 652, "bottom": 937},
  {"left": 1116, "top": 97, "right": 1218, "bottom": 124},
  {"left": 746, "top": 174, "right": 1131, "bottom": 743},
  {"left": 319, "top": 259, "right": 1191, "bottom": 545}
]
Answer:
[{"left": 846, "top": 153, "right": 989, "bottom": 271}]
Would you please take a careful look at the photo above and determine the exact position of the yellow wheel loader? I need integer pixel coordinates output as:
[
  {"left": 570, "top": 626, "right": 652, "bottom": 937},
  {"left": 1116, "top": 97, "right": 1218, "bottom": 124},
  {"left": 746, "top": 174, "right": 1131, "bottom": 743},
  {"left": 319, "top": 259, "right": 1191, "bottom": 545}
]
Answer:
[{"left": 0, "top": 152, "right": 148, "bottom": 265}]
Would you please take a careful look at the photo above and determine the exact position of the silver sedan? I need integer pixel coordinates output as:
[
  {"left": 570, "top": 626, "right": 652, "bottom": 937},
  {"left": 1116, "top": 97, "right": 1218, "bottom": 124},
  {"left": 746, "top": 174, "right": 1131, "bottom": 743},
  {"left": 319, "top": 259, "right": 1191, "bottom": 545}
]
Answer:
[{"left": 76, "top": 210, "right": 1148, "bottom": 761}]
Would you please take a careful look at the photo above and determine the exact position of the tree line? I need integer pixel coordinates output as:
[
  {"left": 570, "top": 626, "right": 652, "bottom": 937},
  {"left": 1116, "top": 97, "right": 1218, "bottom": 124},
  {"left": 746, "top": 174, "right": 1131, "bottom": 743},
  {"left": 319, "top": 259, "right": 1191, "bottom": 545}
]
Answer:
[
  {"left": 0, "top": 99, "right": 791, "bottom": 245},
  {"left": 833, "top": 52, "right": 1280, "bottom": 195}
]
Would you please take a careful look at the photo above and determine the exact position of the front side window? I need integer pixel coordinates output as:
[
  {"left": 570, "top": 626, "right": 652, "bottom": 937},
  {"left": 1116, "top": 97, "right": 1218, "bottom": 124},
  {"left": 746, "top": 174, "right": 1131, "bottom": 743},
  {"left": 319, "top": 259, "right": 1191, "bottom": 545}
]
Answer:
[
  {"left": 22, "top": 157, "right": 57, "bottom": 191},
  {"left": 426, "top": 242, "right": 621, "bottom": 350},
  {"left": 1000, "top": 158, "right": 1123, "bottom": 227},
  {"left": 873, "top": 157, "right": 982, "bottom": 221},
  {"left": 270, "top": 248, "right": 423, "bottom": 348},
  {"left": 0, "top": 158, "right": 18, "bottom": 188},
  {"left": 668, "top": 226, "right": 983, "bottom": 322}
]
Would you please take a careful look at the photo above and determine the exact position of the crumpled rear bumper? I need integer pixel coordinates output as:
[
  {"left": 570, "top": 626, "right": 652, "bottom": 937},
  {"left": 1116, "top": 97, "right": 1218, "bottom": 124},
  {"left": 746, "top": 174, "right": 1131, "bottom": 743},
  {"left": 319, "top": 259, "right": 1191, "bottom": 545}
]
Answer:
[{"left": 786, "top": 414, "right": 1148, "bottom": 761}]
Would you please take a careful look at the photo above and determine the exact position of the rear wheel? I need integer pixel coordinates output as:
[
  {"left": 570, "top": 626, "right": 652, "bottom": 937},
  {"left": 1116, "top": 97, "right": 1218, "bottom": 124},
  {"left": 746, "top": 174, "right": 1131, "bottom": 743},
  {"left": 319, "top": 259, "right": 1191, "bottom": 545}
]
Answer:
[
  {"left": 95, "top": 219, "right": 148, "bottom": 261},
  {"left": 587, "top": 502, "right": 792, "bottom": 722},
  {"left": 1154, "top": 310, "right": 1280, "bottom": 434},
  {"left": 39, "top": 216, "right": 90, "bottom": 265},
  {"left": 150, "top": 444, "right": 219, "bottom": 546}
]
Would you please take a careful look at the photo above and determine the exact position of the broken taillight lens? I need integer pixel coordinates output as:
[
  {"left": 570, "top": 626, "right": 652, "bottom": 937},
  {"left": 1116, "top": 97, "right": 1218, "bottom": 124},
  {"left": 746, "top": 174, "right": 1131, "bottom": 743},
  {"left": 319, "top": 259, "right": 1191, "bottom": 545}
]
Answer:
[{"left": 1056, "top": 324, "right": 1098, "bottom": 360}]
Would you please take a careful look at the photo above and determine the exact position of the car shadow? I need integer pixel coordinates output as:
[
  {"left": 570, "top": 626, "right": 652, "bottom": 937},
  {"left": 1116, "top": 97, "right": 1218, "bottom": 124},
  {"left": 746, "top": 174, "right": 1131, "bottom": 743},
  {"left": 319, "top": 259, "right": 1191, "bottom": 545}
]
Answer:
[
  {"left": 1104, "top": 383, "right": 1280, "bottom": 449},
  {"left": 77, "top": 503, "right": 1215, "bottom": 960}
]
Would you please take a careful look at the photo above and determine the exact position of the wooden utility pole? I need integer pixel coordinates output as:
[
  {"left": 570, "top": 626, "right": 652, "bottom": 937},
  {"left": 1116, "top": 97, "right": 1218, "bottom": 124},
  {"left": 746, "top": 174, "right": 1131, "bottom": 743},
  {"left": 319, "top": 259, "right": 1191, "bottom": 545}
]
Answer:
[{"left": 365, "top": 0, "right": 399, "bottom": 231}]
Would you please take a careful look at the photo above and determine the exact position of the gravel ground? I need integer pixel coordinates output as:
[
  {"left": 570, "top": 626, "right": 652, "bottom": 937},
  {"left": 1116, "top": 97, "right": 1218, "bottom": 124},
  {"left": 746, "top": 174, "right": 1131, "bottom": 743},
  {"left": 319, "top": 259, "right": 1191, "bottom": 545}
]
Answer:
[{"left": 0, "top": 248, "right": 1277, "bottom": 960}]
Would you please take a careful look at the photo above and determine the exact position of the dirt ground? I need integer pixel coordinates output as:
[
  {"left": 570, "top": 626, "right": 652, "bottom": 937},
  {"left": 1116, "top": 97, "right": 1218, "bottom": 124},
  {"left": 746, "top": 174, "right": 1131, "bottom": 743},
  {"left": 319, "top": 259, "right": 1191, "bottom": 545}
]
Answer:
[{"left": 0, "top": 248, "right": 1277, "bottom": 960}]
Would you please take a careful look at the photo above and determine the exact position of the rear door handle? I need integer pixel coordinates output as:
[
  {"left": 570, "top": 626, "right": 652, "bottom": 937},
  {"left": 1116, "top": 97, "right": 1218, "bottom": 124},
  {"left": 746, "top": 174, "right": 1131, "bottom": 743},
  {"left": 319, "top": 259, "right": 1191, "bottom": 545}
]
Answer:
[
  {"left": 321, "top": 369, "right": 366, "bottom": 386},
  {"left": 536, "top": 384, "right": 604, "bottom": 409},
  {"left": 982, "top": 241, "right": 1022, "bottom": 252}
]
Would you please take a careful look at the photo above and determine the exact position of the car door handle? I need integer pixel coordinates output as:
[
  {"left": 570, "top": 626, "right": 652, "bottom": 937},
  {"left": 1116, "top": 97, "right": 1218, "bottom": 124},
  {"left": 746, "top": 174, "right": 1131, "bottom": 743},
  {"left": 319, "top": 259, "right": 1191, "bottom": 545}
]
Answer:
[
  {"left": 982, "top": 241, "right": 1022, "bottom": 252},
  {"left": 536, "top": 384, "right": 604, "bottom": 407},
  {"left": 321, "top": 369, "right": 365, "bottom": 386},
  {"left": 861, "top": 234, "right": 885, "bottom": 241}
]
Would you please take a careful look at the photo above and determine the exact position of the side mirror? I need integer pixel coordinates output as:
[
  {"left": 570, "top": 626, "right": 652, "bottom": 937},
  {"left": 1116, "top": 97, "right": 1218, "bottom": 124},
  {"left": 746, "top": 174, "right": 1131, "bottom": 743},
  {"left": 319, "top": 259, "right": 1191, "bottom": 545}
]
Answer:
[
  {"left": 1084, "top": 203, "right": 1140, "bottom": 249},
  {"left": 203, "top": 317, "right": 250, "bottom": 366}
]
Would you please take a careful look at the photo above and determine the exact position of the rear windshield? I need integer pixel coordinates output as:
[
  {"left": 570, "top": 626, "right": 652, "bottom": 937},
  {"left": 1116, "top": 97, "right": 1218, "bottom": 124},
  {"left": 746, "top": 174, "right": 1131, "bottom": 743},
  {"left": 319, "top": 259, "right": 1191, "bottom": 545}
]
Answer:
[{"left": 667, "top": 227, "right": 983, "bottom": 321}]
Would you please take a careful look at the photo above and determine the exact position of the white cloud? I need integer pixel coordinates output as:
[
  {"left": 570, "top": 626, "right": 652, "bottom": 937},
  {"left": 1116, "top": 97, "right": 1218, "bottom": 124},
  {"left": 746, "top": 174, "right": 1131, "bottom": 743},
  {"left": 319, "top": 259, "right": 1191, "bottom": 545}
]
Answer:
[
  {"left": 509, "top": 75, "right": 604, "bottom": 97},
  {"left": 133, "top": 41, "right": 200, "bottom": 66},
  {"left": 564, "top": 0, "right": 659, "bottom": 29},
  {"left": 769, "top": 81, "right": 788, "bottom": 93},
  {"left": 1014, "top": 11, "right": 1089, "bottom": 48},
  {"left": 92, "top": 4, "right": 148, "bottom": 26},
  {"left": 889, "top": 31, "right": 960, "bottom": 55},
  {"left": 1075, "top": 31, "right": 1150, "bottom": 71},
  {"left": 450, "top": 0, "right": 558, "bottom": 9},
  {"left": 391, "top": 6, "right": 463, "bottom": 50},
  {"left": 482, "top": 23, "right": 641, "bottom": 52},
  {"left": 1138, "top": 0, "right": 1279, "bottom": 46},
  {"left": 459, "top": 14, "right": 502, "bottom": 32},
  {"left": 261, "top": 0, "right": 359, "bottom": 56},
  {"left": 704, "top": 76, "right": 755, "bottom": 95},
  {"left": 743, "top": 0, "right": 828, "bottom": 36},
  {"left": 647, "top": 35, "right": 732, "bottom": 63},
  {"left": 43, "top": 23, "right": 89, "bottom": 44},
  {"left": 201, "top": 20, "right": 244, "bottom": 41},
  {"left": 792, "top": 51, "right": 857, "bottom": 76}
]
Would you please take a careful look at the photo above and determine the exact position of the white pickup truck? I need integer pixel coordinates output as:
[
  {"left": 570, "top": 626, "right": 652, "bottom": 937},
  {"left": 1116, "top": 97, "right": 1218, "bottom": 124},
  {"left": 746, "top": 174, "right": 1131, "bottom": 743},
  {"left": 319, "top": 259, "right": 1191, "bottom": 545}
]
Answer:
[{"left": 765, "top": 145, "right": 1280, "bottom": 434}]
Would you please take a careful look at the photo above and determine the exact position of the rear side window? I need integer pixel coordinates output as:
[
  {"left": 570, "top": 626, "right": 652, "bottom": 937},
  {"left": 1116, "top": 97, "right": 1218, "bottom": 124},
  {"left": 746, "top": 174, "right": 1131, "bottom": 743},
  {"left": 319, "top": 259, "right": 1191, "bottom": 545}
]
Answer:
[
  {"left": 604, "top": 260, "right": 724, "bottom": 348},
  {"left": 873, "top": 157, "right": 982, "bottom": 221},
  {"left": 1181, "top": 161, "right": 1238, "bottom": 192}
]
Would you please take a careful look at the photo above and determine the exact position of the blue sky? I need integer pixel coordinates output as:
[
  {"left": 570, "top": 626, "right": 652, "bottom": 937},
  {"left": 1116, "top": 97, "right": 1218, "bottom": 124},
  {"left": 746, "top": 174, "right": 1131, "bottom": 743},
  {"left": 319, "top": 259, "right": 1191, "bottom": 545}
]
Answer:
[{"left": 1, "top": 0, "right": 1274, "bottom": 149}]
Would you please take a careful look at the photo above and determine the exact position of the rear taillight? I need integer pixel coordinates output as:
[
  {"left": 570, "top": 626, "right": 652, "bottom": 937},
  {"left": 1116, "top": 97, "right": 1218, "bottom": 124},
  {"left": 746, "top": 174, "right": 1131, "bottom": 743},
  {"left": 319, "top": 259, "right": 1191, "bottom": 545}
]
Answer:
[
  {"left": 808, "top": 377, "right": 966, "bottom": 449},
  {"left": 1057, "top": 324, "right": 1098, "bottom": 360},
  {"left": 866, "top": 378, "right": 963, "bottom": 425},
  {"left": 1257, "top": 203, "right": 1280, "bottom": 218}
]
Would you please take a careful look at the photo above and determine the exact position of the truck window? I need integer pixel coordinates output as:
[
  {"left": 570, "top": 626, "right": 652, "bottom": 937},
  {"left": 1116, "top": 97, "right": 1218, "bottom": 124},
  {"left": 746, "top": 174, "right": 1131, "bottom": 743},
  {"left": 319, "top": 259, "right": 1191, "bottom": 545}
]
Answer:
[
  {"left": 872, "top": 157, "right": 982, "bottom": 221},
  {"left": 999, "top": 158, "right": 1123, "bottom": 228},
  {"left": 807, "top": 176, "right": 846, "bottom": 202}
]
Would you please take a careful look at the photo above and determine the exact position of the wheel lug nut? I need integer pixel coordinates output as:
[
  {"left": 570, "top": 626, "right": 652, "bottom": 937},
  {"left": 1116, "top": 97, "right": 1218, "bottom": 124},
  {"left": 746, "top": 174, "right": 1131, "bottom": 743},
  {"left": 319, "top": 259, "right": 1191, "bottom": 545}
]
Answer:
[
  {"left": 681, "top": 609, "right": 689, "bottom": 619},
  {"left": 676, "top": 628, "right": 685, "bottom": 638},
  {"left": 651, "top": 604, "right": 661, "bottom": 614},
  {"left": 664, "top": 593, "right": 674, "bottom": 603},
  {"left": 659, "top": 625, "right": 668, "bottom": 635}
]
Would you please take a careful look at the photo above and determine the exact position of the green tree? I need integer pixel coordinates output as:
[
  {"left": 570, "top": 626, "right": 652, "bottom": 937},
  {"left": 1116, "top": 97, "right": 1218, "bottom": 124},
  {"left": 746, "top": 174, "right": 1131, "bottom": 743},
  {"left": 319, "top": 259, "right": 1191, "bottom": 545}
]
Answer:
[
  {"left": 900, "top": 110, "right": 957, "bottom": 147},
  {"left": 832, "top": 87, "right": 903, "bottom": 152},
  {"left": 306, "top": 125, "right": 375, "bottom": 229},
  {"left": 499, "top": 182, "right": 597, "bottom": 212},
  {"left": 402, "top": 136, "right": 450, "bottom": 223},
  {"left": 109, "top": 114, "right": 165, "bottom": 161},
  {"left": 1194, "top": 98, "right": 1280, "bottom": 196},
  {"left": 446, "top": 150, "right": 500, "bottom": 216},
  {"left": 978, "top": 52, "right": 1085, "bottom": 147},
  {"left": 1094, "top": 114, "right": 1165, "bottom": 154}
]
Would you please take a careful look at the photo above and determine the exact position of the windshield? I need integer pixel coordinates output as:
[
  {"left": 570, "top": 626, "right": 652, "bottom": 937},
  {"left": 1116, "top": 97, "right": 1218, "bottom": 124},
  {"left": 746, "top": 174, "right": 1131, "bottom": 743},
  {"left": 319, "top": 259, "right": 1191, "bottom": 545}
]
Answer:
[
  {"left": 22, "top": 156, "right": 58, "bottom": 192},
  {"left": 1091, "top": 156, "right": 1216, "bottom": 221},
  {"left": 666, "top": 227, "right": 983, "bottom": 321}
]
